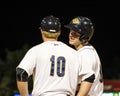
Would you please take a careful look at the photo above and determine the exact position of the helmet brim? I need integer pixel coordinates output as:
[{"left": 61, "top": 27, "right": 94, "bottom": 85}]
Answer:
[
  {"left": 64, "top": 25, "right": 74, "bottom": 30},
  {"left": 64, "top": 25, "right": 79, "bottom": 33}
]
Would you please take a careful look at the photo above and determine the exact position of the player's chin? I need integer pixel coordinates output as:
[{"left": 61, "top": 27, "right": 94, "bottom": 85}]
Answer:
[{"left": 69, "top": 40, "right": 75, "bottom": 45}]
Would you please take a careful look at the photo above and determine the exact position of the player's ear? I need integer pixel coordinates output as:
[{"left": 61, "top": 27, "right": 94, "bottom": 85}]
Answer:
[
  {"left": 58, "top": 32, "right": 61, "bottom": 36},
  {"left": 40, "top": 29, "right": 44, "bottom": 34}
]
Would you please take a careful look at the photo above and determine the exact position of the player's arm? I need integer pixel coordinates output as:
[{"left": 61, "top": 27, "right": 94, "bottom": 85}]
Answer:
[
  {"left": 16, "top": 68, "right": 29, "bottom": 96},
  {"left": 76, "top": 74, "right": 95, "bottom": 96}
]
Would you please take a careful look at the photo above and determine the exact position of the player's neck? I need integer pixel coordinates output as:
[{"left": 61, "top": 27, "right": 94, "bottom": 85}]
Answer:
[
  {"left": 43, "top": 38, "right": 58, "bottom": 42},
  {"left": 75, "top": 44, "right": 83, "bottom": 50},
  {"left": 76, "top": 42, "right": 89, "bottom": 50}
]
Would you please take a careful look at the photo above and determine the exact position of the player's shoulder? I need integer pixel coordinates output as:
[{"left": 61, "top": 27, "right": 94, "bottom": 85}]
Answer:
[
  {"left": 64, "top": 44, "right": 77, "bottom": 52},
  {"left": 61, "top": 42, "right": 76, "bottom": 50},
  {"left": 27, "top": 43, "right": 44, "bottom": 52},
  {"left": 77, "top": 45, "right": 96, "bottom": 57},
  {"left": 78, "top": 45, "right": 95, "bottom": 52}
]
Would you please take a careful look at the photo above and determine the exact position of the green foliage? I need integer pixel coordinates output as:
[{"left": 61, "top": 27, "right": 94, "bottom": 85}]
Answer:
[{"left": 0, "top": 44, "right": 31, "bottom": 96}]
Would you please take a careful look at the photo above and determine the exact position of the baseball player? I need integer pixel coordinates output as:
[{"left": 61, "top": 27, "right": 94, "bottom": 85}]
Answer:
[
  {"left": 64, "top": 16, "right": 104, "bottom": 96},
  {"left": 16, "top": 15, "right": 95, "bottom": 96}
]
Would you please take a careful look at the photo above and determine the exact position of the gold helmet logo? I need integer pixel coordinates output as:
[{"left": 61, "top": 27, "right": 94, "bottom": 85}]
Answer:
[{"left": 72, "top": 18, "right": 79, "bottom": 24}]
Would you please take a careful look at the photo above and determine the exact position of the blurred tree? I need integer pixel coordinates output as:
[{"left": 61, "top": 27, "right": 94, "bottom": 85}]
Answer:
[{"left": 0, "top": 44, "right": 33, "bottom": 96}]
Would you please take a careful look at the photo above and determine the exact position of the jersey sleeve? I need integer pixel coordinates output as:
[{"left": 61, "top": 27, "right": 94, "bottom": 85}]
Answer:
[
  {"left": 16, "top": 48, "right": 36, "bottom": 76},
  {"left": 78, "top": 52, "right": 95, "bottom": 81}
]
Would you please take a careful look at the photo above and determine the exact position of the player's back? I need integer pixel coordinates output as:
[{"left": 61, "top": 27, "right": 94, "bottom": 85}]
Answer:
[{"left": 30, "top": 41, "right": 79, "bottom": 96}]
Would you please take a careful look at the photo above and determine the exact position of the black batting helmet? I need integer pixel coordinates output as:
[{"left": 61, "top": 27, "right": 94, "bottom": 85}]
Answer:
[
  {"left": 64, "top": 16, "right": 94, "bottom": 43},
  {"left": 40, "top": 15, "right": 61, "bottom": 33}
]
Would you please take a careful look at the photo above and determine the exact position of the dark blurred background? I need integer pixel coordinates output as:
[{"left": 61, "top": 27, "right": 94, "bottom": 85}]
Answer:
[{"left": 0, "top": 0, "right": 120, "bottom": 95}]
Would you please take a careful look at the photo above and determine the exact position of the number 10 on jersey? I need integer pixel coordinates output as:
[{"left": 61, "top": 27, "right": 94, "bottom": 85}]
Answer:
[{"left": 50, "top": 55, "right": 66, "bottom": 77}]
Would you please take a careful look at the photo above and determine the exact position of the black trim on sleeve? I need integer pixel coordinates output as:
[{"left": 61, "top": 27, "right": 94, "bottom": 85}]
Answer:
[
  {"left": 16, "top": 68, "right": 28, "bottom": 82},
  {"left": 84, "top": 74, "right": 95, "bottom": 83}
]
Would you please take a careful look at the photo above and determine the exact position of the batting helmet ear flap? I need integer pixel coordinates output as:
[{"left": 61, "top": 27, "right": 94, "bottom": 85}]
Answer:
[{"left": 80, "top": 34, "right": 89, "bottom": 43}]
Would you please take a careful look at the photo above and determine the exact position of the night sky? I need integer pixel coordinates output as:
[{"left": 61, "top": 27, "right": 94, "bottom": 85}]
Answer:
[{"left": 1, "top": 0, "right": 120, "bottom": 79}]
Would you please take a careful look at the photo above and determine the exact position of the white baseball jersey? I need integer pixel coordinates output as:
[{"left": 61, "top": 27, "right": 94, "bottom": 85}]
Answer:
[
  {"left": 17, "top": 41, "right": 94, "bottom": 96},
  {"left": 77, "top": 44, "right": 104, "bottom": 96}
]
